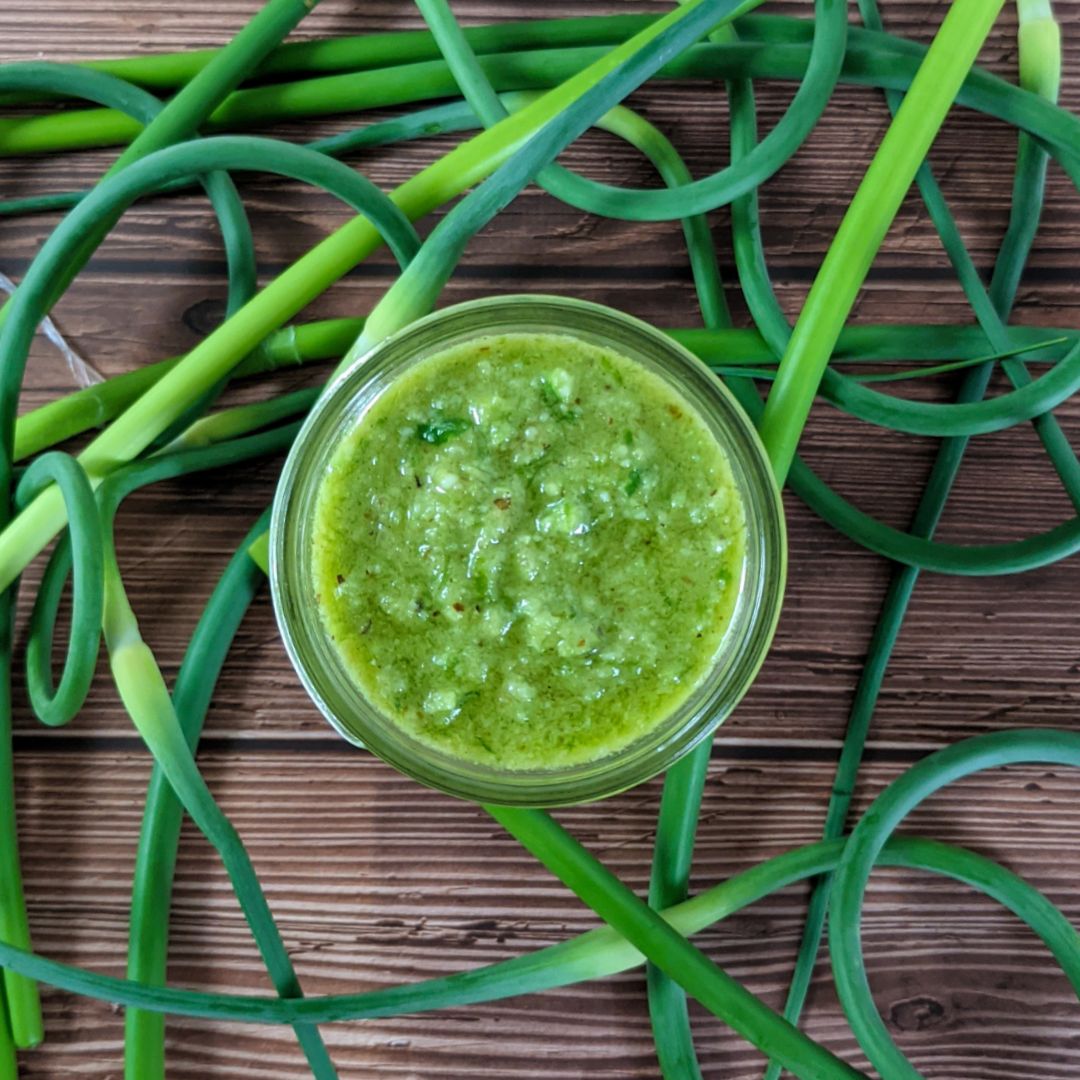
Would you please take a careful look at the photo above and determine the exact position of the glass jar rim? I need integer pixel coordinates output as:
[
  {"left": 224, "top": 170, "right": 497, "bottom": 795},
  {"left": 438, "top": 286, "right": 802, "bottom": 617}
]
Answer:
[{"left": 270, "top": 294, "right": 787, "bottom": 806}]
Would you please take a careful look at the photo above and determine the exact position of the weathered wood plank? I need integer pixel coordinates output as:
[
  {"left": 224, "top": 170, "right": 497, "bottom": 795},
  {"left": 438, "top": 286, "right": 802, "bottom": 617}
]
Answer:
[{"left": 12, "top": 749, "right": 1080, "bottom": 1078}]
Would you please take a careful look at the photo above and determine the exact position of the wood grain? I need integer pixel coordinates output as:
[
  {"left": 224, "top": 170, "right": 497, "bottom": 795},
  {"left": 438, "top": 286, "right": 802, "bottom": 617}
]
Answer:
[
  {"left": 14, "top": 749, "right": 1080, "bottom": 1079},
  {"left": 1, "top": 0, "right": 1080, "bottom": 1077}
]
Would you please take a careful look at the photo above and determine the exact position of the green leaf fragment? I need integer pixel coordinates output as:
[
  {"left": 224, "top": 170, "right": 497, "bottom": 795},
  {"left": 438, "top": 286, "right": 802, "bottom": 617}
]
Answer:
[
  {"left": 417, "top": 416, "right": 471, "bottom": 444},
  {"left": 539, "top": 377, "right": 576, "bottom": 421}
]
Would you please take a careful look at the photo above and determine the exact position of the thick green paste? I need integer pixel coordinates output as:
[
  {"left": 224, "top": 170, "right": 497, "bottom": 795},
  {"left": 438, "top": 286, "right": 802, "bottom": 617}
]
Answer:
[{"left": 312, "top": 332, "right": 745, "bottom": 769}]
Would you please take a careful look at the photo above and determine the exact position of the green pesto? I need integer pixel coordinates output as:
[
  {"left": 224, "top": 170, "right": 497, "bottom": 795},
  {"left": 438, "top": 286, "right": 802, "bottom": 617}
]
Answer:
[{"left": 312, "top": 333, "right": 745, "bottom": 769}]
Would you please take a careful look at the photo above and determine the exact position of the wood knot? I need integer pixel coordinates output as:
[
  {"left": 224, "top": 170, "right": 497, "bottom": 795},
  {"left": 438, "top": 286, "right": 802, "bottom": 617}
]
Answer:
[
  {"left": 889, "top": 995, "right": 946, "bottom": 1032},
  {"left": 181, "top": 297, "right": 226, "bottom": 336}
]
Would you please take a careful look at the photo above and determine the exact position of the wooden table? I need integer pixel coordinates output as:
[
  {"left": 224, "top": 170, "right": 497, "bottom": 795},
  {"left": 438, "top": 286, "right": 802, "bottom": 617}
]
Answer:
[{"left": 1, "top": 1, "right": 1079, "bottom": 1076}]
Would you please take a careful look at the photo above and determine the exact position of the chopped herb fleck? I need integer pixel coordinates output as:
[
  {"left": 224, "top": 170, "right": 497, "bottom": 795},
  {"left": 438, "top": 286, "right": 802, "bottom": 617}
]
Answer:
[
  {"left": 538, "top": 377, "right": 576, "bottom": 421},
  {"left": 539, "top": 378, "right": 561, "bottom": 409},
  {"left": 417, "top": 416, "right": 471, "bottom": 444}
]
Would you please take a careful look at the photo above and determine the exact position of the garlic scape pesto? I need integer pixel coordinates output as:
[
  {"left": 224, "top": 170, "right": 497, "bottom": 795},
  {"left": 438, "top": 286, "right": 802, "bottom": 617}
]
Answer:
[{"left": 311, "top": 332, "right": 746, "bottom": 770}]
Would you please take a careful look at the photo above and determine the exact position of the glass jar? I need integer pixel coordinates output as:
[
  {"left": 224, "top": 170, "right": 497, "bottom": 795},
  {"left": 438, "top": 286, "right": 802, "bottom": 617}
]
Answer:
[{"left": 271, "top": 295, "right": 786, "bottom": 806}]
